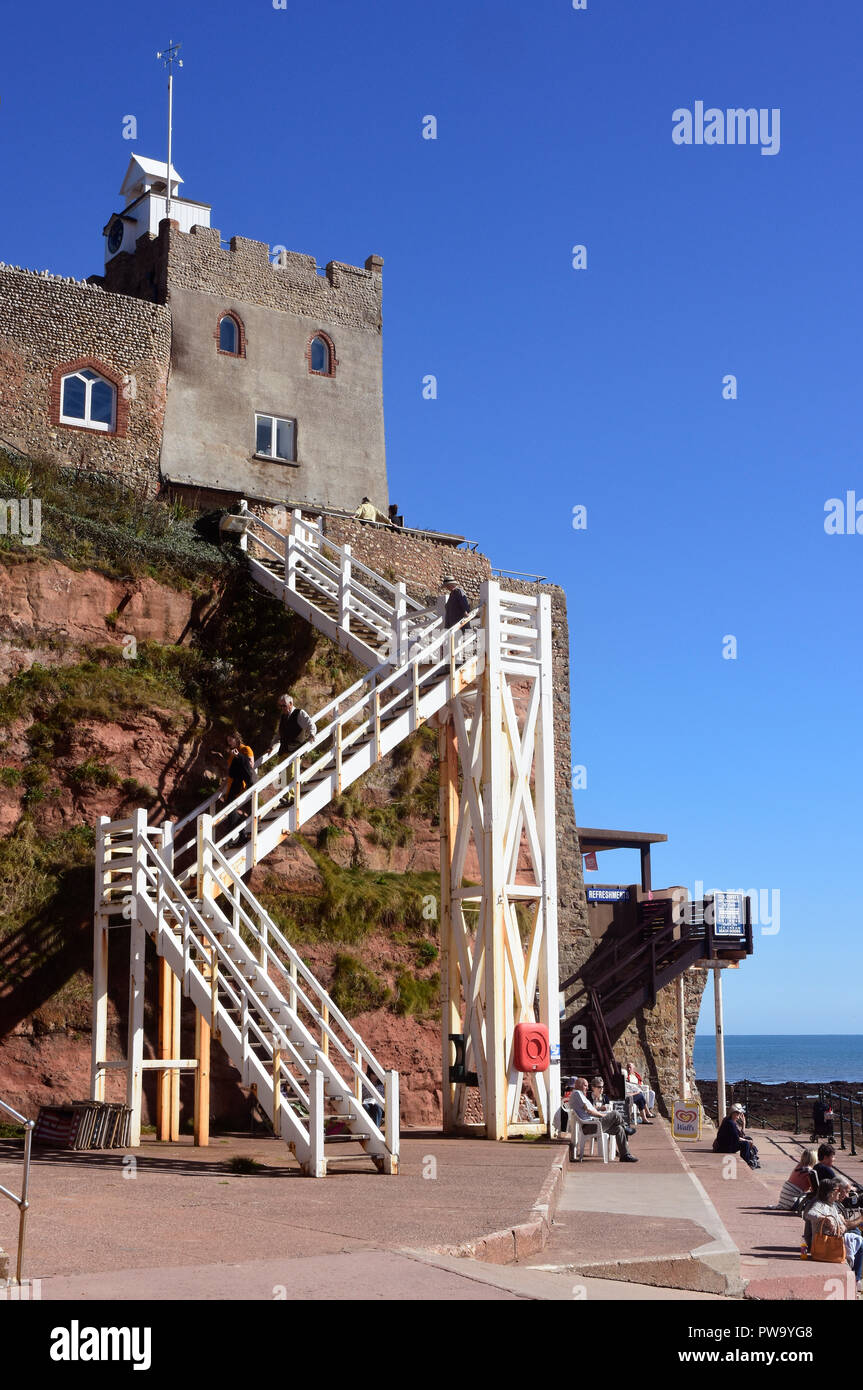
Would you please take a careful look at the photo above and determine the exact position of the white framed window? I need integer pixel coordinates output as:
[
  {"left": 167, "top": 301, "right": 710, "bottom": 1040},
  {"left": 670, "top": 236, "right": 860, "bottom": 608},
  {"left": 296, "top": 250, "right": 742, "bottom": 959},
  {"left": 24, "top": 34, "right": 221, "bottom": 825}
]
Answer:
[
  {"left": 255, "top": 414, "right": 296, "bottom": 463},
  {"left": 60, "top": 368, "right": 117, "bottom": 432}
]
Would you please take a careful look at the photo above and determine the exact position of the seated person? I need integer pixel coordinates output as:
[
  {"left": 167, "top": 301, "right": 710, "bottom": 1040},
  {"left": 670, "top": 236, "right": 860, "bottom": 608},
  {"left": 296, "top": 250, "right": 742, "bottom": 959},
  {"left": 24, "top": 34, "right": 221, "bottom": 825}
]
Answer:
[
  {"left": 776, "top": 1146, "right": 819, "bottom": 1211},
  {"left": 712, "top": 1102, "right": 760, "bottom": 1168},
  {"left": 623, "top": 1059, "right": 655, "bottom": 1122},
  {"left": 807, "top": 1177, "right": 863, "bottom": 1280},
  {"left": 589, "top": 1076, "right": 609, "bottom": 1109},
  {"left": 813, "top": 1143, "right": 839, "bottom": 1186},
  {"left": 567, "top": 1076, "right": 638, "bottom": 1162}
]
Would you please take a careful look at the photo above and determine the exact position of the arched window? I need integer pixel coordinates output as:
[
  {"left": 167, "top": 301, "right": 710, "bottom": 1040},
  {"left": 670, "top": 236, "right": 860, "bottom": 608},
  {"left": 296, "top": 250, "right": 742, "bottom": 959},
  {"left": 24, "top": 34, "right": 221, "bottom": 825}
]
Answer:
[
  {"left": 308, "top": 331, "right": 337, "bottom": 377},
  {"left": 218, "top": 314, "right": 242, "bottom": 355},
  {"left": 310, "top": 337, "right": 329, "bottom": 373},
  {"left": 60, "top": 368, "right": 117, "bottom": 432}
]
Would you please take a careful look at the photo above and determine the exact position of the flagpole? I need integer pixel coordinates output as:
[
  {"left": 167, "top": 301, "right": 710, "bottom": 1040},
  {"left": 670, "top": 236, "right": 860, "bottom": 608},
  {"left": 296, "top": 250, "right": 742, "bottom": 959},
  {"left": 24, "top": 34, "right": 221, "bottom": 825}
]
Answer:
[{"left": 156, "top": 40, "right": 183, "bottom": 224}]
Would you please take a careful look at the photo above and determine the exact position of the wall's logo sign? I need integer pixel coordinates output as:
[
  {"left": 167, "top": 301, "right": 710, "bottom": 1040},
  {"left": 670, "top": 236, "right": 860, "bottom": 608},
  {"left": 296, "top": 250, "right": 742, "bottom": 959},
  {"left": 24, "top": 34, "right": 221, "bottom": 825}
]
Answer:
[
  {"left": 0, "top": 497, "right": 41, "bottom": 546},
  {"left": 671, "top": 1100, "right": 702, "bottom": 1140},
  {"left": 672, "top": 103, "right": 781, "bottom": 156}
]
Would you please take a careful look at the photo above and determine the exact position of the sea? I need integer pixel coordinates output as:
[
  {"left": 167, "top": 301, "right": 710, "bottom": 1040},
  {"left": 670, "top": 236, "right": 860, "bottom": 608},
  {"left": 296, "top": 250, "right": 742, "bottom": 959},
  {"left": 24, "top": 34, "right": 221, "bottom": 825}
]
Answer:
[{"left": 693, "top": 1035, "right": 863, "bottom": 1084}]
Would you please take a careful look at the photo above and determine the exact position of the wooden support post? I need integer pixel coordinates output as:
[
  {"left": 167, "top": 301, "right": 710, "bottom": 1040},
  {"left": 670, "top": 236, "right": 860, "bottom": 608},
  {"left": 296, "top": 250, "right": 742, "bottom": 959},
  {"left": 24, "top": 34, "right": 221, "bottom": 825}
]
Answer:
[
  {"left": 306, "top": 1060, "right": 326, "bottom": 1178},
  {"left": 535, "top": 592, "right": 561, "bottom": 1135},
  {"left": 439, "top": 720, "right": 460, "bottom": 1135},
  {"left": 339, "top": 543, "right": 351, "bottom": 634},
  {"left": 157, "top": 956, "right": 172, "bottom": 1141},
  {"left": 91, "top": 917, "right": 109, "bottom": 1103},
  {"left": 394, "top": 580, "right": 407, "bottom": 665},
  {"left": 126, "top": 808, "right": 148, "bottom": 1147},
  {"left": 169, "top": 970, "right": 181, "bottom": 1141},
  {"left": 480, "top": 582, "right": 508, "bottom": 1140},
  {"left": 383, "top": 1070, "right": 399, "bottom": 1174},
  {"left": 91, "top": 817, "right": 111, "bottom": 1103},
  {"left": 640, "top": 844, "right": 652, "bottom": 893},
  {"left": 194, "top": 999, "right": 211, "bottom": 1147},
  {"left": 714, "top": 964, "right": 726, "bottom": 1123}
]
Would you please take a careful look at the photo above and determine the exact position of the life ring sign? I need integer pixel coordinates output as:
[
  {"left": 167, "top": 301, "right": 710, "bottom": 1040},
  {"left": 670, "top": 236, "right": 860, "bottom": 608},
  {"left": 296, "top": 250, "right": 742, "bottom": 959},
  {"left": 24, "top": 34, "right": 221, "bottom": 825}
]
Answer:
[{"left": 671, "top": 1099, "right": 703, "bottom": 1141}]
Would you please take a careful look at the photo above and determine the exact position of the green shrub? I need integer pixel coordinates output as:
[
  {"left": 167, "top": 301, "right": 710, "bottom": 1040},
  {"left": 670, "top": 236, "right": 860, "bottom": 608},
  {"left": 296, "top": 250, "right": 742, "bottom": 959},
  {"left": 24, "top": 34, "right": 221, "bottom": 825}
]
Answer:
[
  {"left": 67, "top": 759, "right": 122, "bottom": 790},
  {"left": 329, "top": 953, "right": 390, "bottom": 1016},
  {"left": 393, "top": 970, "right": 440, "bottom": 1019}
]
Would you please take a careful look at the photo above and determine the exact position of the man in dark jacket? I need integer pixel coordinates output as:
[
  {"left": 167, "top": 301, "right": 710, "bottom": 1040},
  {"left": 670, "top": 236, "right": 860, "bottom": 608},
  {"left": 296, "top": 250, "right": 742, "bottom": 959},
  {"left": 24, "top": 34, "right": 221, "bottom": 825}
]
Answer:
[
  {"left": 442, "top": 575, "right": 470, "bottom": 629},
  {"left": 276, "top": 694, "right": 316, "bottom": 759}
]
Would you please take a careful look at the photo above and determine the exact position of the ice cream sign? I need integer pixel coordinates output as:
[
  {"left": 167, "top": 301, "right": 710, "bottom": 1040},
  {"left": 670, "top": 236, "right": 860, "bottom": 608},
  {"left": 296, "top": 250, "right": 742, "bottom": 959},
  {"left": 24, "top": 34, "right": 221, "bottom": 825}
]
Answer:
[{"left": 671, "top": 1100, "right": 702, "bottom": 1141}]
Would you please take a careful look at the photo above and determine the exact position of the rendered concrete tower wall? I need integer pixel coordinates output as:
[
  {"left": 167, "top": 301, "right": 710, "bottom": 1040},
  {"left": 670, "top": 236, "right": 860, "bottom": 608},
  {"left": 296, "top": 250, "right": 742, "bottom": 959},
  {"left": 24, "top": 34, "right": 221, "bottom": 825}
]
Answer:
[{"left": 101, "top": 223, "right": 388, "bottom": 511}]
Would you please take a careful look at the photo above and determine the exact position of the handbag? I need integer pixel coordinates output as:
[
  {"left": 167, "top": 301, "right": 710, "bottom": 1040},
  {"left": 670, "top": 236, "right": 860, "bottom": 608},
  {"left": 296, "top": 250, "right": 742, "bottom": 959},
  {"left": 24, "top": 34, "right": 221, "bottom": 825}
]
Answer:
[{"left": 811, "top": 1217, "right": 846, "bottom": 1264}]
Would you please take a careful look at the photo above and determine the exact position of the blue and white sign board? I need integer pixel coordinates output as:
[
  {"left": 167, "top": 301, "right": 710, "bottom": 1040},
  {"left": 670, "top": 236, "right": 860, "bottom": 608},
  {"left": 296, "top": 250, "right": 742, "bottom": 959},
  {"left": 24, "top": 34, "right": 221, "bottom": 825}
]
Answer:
[
  {"left": 587, "top": 888, "right": 631, "bottom": 903},
  {"left": 714, "top": 891, "right": 745, "bottom": 936}
]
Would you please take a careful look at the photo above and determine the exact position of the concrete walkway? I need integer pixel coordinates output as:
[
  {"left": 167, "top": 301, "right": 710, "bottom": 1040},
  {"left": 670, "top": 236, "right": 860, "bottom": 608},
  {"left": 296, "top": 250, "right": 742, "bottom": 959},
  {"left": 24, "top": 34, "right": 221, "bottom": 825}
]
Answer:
[
  {"left": 524, "top": 1117, "right": 742, "bottom": 1295},
  {"left": 681, "top": 1125, "right": 858, "bottom": 1300}
]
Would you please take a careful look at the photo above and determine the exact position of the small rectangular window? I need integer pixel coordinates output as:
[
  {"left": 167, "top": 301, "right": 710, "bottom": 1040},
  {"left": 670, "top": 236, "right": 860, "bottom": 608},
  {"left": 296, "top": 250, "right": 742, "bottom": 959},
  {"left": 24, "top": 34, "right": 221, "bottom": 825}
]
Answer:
[{"left": 255, "top": 414, "right": 296, "bottom": 463}]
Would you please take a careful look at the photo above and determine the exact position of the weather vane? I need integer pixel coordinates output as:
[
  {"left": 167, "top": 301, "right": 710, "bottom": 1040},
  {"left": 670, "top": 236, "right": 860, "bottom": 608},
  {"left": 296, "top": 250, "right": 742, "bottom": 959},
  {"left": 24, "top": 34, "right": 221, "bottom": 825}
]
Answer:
[{"left": 155, "top": 41, "right": 183, "bottom": 222}]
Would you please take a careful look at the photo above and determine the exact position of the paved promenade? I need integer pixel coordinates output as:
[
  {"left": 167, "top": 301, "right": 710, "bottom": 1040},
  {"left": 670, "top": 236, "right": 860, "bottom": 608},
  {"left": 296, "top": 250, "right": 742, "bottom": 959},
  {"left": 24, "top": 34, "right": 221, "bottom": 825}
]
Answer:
[{"left": 2, "top": 1119, "right": 859, "bottom": 1300}]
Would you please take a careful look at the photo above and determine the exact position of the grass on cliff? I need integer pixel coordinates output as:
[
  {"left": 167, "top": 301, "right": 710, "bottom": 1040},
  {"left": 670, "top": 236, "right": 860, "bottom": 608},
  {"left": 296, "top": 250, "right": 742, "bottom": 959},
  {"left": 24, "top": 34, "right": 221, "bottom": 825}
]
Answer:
[
  {"left": 259, "top": 838, "right": 439, "bottom": 946},
  {"left": 0, "top": 449, "right": 229, "bottom": 591}
]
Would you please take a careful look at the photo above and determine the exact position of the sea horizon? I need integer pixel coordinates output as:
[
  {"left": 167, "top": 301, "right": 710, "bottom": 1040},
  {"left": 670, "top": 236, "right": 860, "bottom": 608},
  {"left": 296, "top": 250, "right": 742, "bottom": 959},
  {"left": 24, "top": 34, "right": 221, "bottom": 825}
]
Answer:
[{"left": 692, "top": 1034, "right": 863, "bottom": 1084}]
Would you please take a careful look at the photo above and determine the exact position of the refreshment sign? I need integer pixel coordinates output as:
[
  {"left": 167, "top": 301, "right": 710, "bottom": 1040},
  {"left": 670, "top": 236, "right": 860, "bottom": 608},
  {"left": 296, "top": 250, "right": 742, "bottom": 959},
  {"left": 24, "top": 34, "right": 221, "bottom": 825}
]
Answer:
[
  {"left": 587, "top": 888, "right": 631, "bottom": 903},
  {"left": 714, "top": 891, "right": 745, "bottom": 936},
  {"left": 671, "top": 1099, "right": 702, "bottom": 1141}
]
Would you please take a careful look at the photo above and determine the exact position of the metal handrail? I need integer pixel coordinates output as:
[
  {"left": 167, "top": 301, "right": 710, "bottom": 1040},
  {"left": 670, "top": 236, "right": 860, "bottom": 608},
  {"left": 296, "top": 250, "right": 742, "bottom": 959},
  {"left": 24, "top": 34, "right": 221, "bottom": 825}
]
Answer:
[{"left": 0, "top": 1098, "right": 34, "bottom": 1284}]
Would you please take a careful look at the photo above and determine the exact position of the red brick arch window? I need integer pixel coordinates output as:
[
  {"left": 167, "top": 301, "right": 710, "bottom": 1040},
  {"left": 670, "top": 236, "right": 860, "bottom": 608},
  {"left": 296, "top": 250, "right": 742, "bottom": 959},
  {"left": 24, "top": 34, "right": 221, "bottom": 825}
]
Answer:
[
  {"left": 306, "top": 330, "right": 338, "bottom": 377},
  {"left": 215, "top": 312, "right": 246, "bottom": 358},
  {"left": 50, "top": 357, "right": 129, "bottom": 437}
]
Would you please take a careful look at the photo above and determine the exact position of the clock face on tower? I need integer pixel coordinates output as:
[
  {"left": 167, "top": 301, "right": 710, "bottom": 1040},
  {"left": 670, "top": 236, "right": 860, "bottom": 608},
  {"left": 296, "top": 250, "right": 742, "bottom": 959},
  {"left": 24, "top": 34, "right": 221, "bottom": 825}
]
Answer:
[{"left": 107, "top": 219, "right": 125, "bottom": 255}]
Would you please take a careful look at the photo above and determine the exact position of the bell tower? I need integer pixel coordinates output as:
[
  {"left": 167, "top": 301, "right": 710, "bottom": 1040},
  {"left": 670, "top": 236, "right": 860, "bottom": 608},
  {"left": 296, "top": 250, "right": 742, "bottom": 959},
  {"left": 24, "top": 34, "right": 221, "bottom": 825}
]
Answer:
[{"left": 103, "top": 156, "right": 212, "bottom": 264}]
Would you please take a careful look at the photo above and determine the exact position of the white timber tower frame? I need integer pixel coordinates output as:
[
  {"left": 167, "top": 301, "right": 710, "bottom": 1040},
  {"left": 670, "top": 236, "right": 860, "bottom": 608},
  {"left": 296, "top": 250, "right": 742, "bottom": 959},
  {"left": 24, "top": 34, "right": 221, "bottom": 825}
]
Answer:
[
  {"left": 438, "top": 580, "right": 561, "bottom": 1139},
  {"left": 90, "top": 510, "right": 562, "bottom": 1160}
]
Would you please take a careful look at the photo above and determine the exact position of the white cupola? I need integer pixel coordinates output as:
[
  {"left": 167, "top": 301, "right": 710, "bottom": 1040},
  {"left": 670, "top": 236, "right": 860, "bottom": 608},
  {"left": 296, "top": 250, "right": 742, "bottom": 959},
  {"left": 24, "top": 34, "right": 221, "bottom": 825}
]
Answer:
[{"left": 103, "top": 155, "right": 212, "bottom": 263}]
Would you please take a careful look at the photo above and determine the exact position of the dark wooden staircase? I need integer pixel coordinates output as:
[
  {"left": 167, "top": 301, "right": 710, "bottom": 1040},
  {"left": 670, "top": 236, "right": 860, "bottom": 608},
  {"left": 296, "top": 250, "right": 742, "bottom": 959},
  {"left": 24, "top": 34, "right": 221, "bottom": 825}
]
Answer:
[{"left": 562, "top": 895, "right": 753, "bottom": 1096}]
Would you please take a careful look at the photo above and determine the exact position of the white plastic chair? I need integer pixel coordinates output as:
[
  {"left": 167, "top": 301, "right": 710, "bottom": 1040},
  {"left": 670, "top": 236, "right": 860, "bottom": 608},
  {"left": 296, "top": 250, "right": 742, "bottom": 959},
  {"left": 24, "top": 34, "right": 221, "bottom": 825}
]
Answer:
[{"left": 566, "top": 1104, "right": 617, "bottom": 1163}]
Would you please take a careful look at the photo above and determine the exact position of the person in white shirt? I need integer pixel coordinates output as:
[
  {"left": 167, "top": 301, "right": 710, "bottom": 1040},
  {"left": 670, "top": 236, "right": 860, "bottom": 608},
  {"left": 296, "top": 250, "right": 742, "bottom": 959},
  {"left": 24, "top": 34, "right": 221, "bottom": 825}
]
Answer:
[{"left": 568, "top": 1077, "right": 638, "bottom": 1162}]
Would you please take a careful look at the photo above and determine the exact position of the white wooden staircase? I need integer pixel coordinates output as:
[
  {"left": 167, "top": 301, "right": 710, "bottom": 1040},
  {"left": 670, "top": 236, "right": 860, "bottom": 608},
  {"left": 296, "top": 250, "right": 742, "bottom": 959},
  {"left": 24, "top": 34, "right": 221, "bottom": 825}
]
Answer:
[{"left": 93, "top": 510, "right": 489, "bottom": 1173}]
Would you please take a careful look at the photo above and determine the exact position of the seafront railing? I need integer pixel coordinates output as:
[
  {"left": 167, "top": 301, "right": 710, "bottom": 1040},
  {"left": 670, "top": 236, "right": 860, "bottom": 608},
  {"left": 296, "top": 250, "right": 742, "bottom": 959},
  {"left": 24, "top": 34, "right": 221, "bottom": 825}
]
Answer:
[{"left": 0, "top": 1097, "right": 35, "bottom": 1284}]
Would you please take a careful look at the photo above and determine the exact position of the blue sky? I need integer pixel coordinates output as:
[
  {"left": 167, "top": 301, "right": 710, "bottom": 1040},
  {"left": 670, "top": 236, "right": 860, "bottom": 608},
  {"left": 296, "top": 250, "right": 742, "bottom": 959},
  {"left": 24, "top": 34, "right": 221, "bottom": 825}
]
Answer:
[{"left": 1, "top": 1, "right": 860, "bottom": 1033}]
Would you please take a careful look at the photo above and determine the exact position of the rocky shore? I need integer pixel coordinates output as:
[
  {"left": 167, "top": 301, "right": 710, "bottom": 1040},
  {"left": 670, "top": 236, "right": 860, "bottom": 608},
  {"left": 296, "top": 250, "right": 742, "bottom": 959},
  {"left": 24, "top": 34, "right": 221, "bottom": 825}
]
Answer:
[{"left": 696, "top": 1078, "right": 863, "bottom": 1137}]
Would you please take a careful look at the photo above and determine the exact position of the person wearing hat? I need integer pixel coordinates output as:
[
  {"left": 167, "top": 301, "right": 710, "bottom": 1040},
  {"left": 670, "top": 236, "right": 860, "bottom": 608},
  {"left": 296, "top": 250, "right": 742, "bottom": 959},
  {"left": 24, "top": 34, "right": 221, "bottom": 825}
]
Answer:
[
  {"left": 712, "top": 1102, "right": 760, "bottom": 1168},
  {"left": 442, "top": 574, "right": 470, "bottom": 629}
]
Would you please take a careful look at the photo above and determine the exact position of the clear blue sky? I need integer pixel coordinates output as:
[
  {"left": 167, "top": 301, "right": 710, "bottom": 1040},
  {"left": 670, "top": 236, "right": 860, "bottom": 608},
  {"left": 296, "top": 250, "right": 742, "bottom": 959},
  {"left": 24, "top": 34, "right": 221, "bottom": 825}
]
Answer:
[{"left": 2, "top": 1, "right": 860, "bottom": 1032}]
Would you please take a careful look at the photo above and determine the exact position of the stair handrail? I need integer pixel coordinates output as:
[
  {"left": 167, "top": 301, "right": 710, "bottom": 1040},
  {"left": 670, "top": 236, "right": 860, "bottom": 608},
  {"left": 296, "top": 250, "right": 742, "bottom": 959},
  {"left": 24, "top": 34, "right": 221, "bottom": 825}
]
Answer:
[
  {"left": 171, "top": 654, "right": 395, "bottom": 838},
  {"left": 255, "top": 528, "right": 403, "bottom": 638},
  {"left": 585, "top": 987, "right": 620, "bottom": 1093},
  {"left": 206, "top": 838, "right": 387, "bottom": 1109},
  {"left": 206, "top": 609, "right": 480, "bottom": 847},
  {"left": 249, "top": 510, "right": 428, "bottom": 612},
  {"left": 175, "top": 609, "right": 481, "bottom": 873},
  {"left": 138, "top": 839, "right": 314, "bottom": 1123},
  {"left": 0, "top": 1096, "right": 34, "bottom": 1285}
]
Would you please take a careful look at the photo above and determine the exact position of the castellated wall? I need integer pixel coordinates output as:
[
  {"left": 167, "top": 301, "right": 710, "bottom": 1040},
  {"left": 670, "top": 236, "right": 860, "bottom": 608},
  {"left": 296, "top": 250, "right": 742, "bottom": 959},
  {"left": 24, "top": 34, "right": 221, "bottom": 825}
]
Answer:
[
  {"left": 101, "top": 223, "right": 388, "bottom": 512},
  {"left": 0, "top": 265, "right": 170, "bottom": 491}
]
